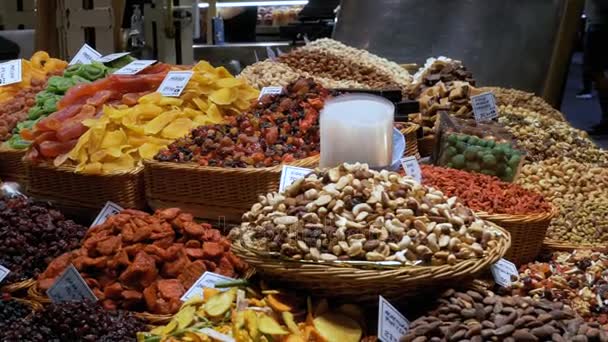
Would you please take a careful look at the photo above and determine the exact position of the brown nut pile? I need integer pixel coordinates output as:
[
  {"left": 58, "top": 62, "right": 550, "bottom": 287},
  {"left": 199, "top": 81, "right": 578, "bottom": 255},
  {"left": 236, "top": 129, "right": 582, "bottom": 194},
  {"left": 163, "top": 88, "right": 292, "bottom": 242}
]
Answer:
[
  {"left": 238, "top": 60, "right": 366, "bottom": 90},
  {"left": 278, "top": 49, "right": 400, "bottom": 90},
  {"left": 401, "top": 288, "right": 608, "bottom": 342},
  {"left": 547, "top": 198, "right": 608, "bottom": 245},
  {"left": 498, "top": 105, "right": 608, "bottom": 164},
  {"left": 481, "top": 86, "right": 566, "bottom": 122},
  {"left": 232, "top": 163, "right": 503, "bottom": 266},
  {"left": 410, "top": 81, "right": 481, "bottom": 137},
  {"left": 406, "top": 57, "right": 476, "bottom": 100}
]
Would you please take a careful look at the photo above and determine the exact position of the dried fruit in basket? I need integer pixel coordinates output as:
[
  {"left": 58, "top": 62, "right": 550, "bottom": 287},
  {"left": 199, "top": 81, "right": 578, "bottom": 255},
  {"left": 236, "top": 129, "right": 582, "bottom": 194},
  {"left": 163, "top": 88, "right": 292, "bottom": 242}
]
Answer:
[
  {"left": 64, "top": 61, "right": 258, "bottom": 174},
  {"left": 37, "top": 207, "right": 248, "bottom": 315},
  {"left": 138, "top": 283, "right": 365, "bottom": 342},
  {"left": 155, "top": 78, "right": 328, "bottom": 168},
  {"left": 230, "top": 162, "right": 504, "bottom": 265}
]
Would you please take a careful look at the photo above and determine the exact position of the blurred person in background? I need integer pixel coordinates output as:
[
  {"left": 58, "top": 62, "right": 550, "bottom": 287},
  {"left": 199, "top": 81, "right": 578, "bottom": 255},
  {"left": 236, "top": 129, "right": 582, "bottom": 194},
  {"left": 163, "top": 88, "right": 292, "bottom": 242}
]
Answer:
[{"left": 585, "top": 0, "right": 608, "bottom": 135}]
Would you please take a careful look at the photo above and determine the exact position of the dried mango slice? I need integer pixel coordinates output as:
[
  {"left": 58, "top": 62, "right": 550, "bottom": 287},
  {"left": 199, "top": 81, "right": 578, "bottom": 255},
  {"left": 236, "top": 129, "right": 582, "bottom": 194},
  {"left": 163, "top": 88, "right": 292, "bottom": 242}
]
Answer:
[
  {"left": 175, "top": 305, "right": 196, "bottom": 330},
  {"left": 139, "top": 92, "right": 162, "bottom": 104},
  {"left": 144, "top": 110, "right": 178, "bottom": 135},
  {"left": 192, "top": 97, "right": 209, "bottom": 112},
  {"left": 102, "top": 153, "right": 135, "bottom": 173},
  {"left": 135, "top": 103, "right": 164, "bottom": 120},
  {"left": 209, "top": 88, "right": 236, "bottom": 105},
  {"left": 207, "top": 104, "right": 224, "bottom": 124},
  {"left": 138, "top": 142, "right": 162, "bottom": 160},
  {"left": 161, "top": 117, "right": 193, "bottom": 139},
  {"left": 216, "top": 77, "right": 244, "bottom": 88}
]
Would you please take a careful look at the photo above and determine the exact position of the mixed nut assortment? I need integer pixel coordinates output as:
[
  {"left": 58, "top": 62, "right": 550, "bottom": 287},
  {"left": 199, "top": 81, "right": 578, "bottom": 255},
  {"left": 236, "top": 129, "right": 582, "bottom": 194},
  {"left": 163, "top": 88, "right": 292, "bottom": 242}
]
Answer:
[
  {"left": 0, "top": 196, "right": 87, "bottom": 284},
  {"left": 37, "top": 208, "right": 247, "bottom": 314},
  {"left": 401, "top": 288, "right": 608, "bottom": 342},
  {"left": 1, "top": 300, "right": 146, "bottom": 342},
  {"left": 421, "top": 165, "right": 551, "bottom": 215},
  {"left": 232, "top": 162, "right": 503, "bottom": 265},
  {"left": 546, "top": 197, "right": 608, "bottom": 245},
  {"left": 156, "top": 78, "right": 328, "bottom": 167},
  {"left": 482, "top": 86, "right": 565, "bottom": 122},
  {"left": 498, "top": 105, "right": 608, "bottom": 164},
  {"left": 510, "top": 250, "right": 608, "bottom": 328}
]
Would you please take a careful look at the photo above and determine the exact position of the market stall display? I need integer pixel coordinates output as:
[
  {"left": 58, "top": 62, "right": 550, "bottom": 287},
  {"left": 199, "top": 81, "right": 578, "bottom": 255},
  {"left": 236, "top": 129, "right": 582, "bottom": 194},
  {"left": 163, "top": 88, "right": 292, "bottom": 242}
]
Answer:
[
  {"left": 1, "top": 300, "right": 146, "bottom": 342},
  {"left": 510, "top": 250, "right": 608, "bottom": 328},
  {"left": 35, "top": 208, "right": 248, "bottom": 316},
  {"left": 139, "top": 284, "right": 367, "bottom": 342},
  {"left": 401, "top": 287, "right": 607, "bottom": 341},
  {"left": 0, "top": 196, "right": 87, "bottom": 292},
  {"left": 482, "top": 86, "right": 566, "bottom": 122},
  {"left": 231, "top": 162, "right": 510, "bottom": 300},
  {"left": 406, "top": 57, "right": 476, "bottom": 100},
  {"left": 145, "top": 78, "right": 326, "bottom": 220},
  {"left": 421, "top": 165, "right": 554, "bottom": 264}
]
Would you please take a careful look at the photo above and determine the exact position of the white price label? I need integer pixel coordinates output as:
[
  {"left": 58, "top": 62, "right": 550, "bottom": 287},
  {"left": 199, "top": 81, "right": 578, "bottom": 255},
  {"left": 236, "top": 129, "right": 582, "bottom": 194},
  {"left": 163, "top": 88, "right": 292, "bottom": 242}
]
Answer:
[
  {"left": 378, "top": 295, "right": 409, "bottom": 342},
  {"left": 0, "top": 264, "right": 10, "bottom": 283},
  {"left": 95, "top": 52, "right": 130, "bottom": 63},
  {"left": 181, "top": 271, "right": 235, "bottom": 301},
  {"left": 199, "top": 328, "right": 235, "bottom": 342},
  {"left": 0, "top": 59, "right": 22, "bottom": 86},
  {"left": 69, "top": 44, "right": 102, "bottom": 65},
  {"left": 258, "top": 86, "right": 283, "bottom": 100},
  {"left": 157, "top": 70, "right": 194, "bottom": 97},
  {"left": 91, "top": 201, "right": 124, "bottom": 227},
  {"left": 491, "top": 258, "right": 519, "bottom": 287},
  {"left": 471, "top": 92, "right": 498, "bottom": 122},
  {"left": 46, "top": 264, "right": 97, "bottom": 303},
  {"left": 279, "top": 165, "right": 313, "bottom": 193},
  {"left": 400, "top": 156, "right": 422, "bottom": 183},
  {"left": 113, "top": 60, "right": 157, "bottom": 75}
]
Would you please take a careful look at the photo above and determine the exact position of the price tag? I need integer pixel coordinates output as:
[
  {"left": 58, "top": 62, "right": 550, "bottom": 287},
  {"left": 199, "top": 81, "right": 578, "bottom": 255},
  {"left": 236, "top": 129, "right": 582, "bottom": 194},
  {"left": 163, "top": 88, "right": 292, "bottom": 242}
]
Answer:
[
  {"left": 95, "top": 52, "right": 130, "bottom": 63},
  {"left": 91, "top": 201, "right": 124, "bottom": 227},
  {"left": 279, "top": 165, "right": 313, "bottom": 193},
  {"left": 471, "top": 92, "right": 498, "bottom": 122},
  {"left": 157, "top": 70, "right": 194, "bottom": 97},
  {"left": 69, "top": 44, "right": 102, "bottom": 65},
  {"left": 258, "top": 86, "right": 283, "bottom": 100},
  {"left": 378, "top": 295, "right": 409, "bottom": 342},
  {"left": 400, "top": 156, "right": 421, "bottom": 183},
  {"left": 0, "top": 265, "right": 10, "bottom": 283},
  {"left": 113, "top": 60, "right": 157, "bottom": 75},
  {"left": 46, "top": 264, "right": 97, "bottom": 303},
  {"left": 181, "top": 271, "right": 235, "bottom": 301},
  {"left": 199, "top": 328, "right": 235, "bottom": 342},
  {"left": 491, "top": 258, "right": 519, "bottom": 287},
  {"left": 0, "top": 59, "right": 22, "bottom": 86}
]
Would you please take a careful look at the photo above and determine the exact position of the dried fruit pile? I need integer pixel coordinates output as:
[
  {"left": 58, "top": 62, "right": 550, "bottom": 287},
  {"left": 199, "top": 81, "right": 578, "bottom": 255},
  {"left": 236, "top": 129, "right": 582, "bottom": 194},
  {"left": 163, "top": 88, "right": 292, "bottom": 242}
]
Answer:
[
  {"left": 510, "top": 250, "right": 608, "bottom": 328},
  {"left": 232, "top": 162, "right": 504, "bottom": 265},
  {"left": 407, "top": 57, "right": 475, "bottom": 99},
  {"left": 65, "top": 61, "right": 258, "bottom": 174},
  {"left": 38, "top": 208, "right": 247, "bottom": 315},
  {"left": 25, "top": 63, "right": 171, "bottom": 164},
  {"left": 5, "top": 59, "right": 128, "bottom": 150},
  {"left": 0, "top": 196, "right": 87, "bottom": 284},
  {"left": 401, "top": 288, "right": 607, "bottom": 341},
  {"left": 1, "top": 300, "right": 145, "bottom": 342},
  {"left": 156, "top": 78, "right": 328, "bottom": 167},
  {"left": 140, "top": 284, "right": 366, "bottom": 342},
  {"left": 0, "top": 298, "right": 31, "bottom": 334},
  {"left": 498, "top": 105, "right": 608, "bottom": 164},
  {"left": 421, "top": 165, "right": 551, "bottom": 215}
]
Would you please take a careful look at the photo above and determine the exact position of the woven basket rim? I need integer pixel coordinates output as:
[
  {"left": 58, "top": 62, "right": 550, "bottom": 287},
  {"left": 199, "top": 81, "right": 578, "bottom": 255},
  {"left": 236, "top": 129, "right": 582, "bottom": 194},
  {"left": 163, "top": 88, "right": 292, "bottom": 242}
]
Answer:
[
  {"left": 475, "top": 204, "right": 558, "bottom": 224},
  {"left": 395, "top": 122, "right": 420, "bottom": 135},
  {"left": 144, "top": 154, "right": 320, "bottom": 174},
  {"left": 25, "top": 160, "right": 144, "bottom": 176},
  {"left": 543, "top": 238, "right": 608, "bottom": 251},
  {"left": 233, "top": 220, "right": 511, "bottom": 277}
]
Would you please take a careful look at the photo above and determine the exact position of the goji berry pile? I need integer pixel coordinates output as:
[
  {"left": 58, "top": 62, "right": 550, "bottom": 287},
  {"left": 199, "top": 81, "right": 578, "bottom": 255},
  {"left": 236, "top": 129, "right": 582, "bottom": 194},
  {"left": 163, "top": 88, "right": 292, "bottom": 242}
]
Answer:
[
  {"left": 421, "top": 165, "right": 551, "bottom": 215},
  {"left": 155, "top": 78, "right": 329, "bottom": 167}
]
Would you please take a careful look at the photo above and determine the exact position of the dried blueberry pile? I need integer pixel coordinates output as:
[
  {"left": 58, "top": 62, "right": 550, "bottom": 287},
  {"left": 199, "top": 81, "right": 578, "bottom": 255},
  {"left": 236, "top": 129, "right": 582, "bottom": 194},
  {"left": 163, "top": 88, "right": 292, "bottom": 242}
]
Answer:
[
  {"left": 1, "top": 300, "right": 145, "bottom": 342},
  {"left": 0, "top": 197, "right": 87, "bottom": 284},
  {"left": 0, "top": 298, "right": 31, "bottom": 332}
]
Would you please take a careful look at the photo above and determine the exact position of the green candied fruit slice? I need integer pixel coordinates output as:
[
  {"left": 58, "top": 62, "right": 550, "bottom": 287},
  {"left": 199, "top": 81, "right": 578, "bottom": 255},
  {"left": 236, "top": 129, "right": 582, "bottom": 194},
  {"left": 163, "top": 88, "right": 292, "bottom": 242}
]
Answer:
[{"left": 451, "top": 154, "right": 466, "bottom": 169}]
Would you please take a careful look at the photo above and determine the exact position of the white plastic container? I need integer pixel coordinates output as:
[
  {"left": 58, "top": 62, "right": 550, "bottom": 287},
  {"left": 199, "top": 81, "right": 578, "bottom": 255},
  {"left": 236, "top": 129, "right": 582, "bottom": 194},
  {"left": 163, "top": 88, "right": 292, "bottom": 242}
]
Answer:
[{"left": 320, "top": 93, "right": 394, "bottom": 168}]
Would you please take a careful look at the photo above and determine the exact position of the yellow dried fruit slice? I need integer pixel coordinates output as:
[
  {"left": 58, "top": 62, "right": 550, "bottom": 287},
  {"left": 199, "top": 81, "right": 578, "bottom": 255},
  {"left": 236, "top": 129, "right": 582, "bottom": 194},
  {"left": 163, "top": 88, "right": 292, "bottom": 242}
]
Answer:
[
  {"left": 216, "top": 77, "right": 243, "bottom": 88},
  {"left": 204, "top": 287, "right": 236, "bottom": 317},
  {"left": 144, "top": 111, "right": 178, "bottom": 135},
  {"left": 175, "top": 305, "right": 196, "bottom": 330},
  {"left": 209, "top": 88, "right": 236, "bottom": 105},
  {"left": 161, "top": 117, "right": 193, "bottom": 139},
  {"left": 138, "top": 142, "right": 163, "bottom": 160},
  {"left": 258, "top": 313, "right": 289, "bottom": 335},
  {"left": 313, "top": 313, "right": 362, "bottom": 342}
]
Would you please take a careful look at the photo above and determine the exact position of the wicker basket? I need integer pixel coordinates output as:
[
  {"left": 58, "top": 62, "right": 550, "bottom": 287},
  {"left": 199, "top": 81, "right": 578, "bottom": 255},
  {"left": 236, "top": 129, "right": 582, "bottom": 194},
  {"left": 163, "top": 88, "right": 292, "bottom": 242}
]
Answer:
[
  {"left": 25, "top": 162, "right": 146, "bottom": 211},
  {"left": 396, "top": 122, "right": 420, "bottom": 158},
  {"left": 476, "top": 206, "right": 557, "bottom": 266},
  {"left": 418, "top": 135, "right": 436, "bottom": 158},
  {"left": 1, "top": 278, "right": 36, "bottom": 294},
  {"left": 144, "top": 155, "right": 320, "bottom": 222},
  {"left": 232, "top": 221, "right": 510, "bottom": 302},
  {"left": 0, "top": 147, "right": 27, "bottom": 185},
  {"left": 542, "top": 239, "right": 608, "bottom": 252}
]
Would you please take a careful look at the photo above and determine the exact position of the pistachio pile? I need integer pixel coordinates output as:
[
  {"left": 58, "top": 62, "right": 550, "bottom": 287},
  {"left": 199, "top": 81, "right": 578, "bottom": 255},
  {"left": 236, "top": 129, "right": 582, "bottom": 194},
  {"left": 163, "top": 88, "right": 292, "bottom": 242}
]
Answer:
[
  {"left": 232, "top": 163, "right": 503, "bottom": 265},
  {"left": 547, "top": 198, "right": 608, "bottom": 245},
  {"left": 498, "top": 105, "right": 608, "bottom": 164},
  {"left": 401, "top": 288, "right": 607, "bottom": 342},
  {"left": 481, "top": 86, "right": 565, "bottom": 122}
]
